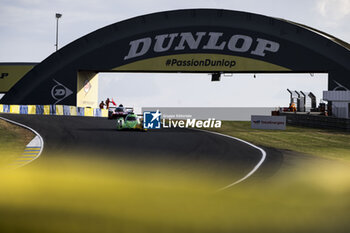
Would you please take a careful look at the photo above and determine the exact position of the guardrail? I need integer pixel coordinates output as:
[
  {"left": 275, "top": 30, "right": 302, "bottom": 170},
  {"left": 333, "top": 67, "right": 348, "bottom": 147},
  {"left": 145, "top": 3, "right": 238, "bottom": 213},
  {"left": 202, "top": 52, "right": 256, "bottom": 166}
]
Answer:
[
  {"left": 0, "top": 104, "right": 108, "bottom": 118},
  {"left": 280, "top": 112, "right": 350, "bottom": 132}
]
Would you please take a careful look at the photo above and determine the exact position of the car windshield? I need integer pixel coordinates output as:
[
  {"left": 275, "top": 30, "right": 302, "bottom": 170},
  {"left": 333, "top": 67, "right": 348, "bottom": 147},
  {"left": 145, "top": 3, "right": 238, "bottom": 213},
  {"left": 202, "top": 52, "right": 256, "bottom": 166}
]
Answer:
[
  {"left": 115, "top": 107, "right": 124, "bottom": 112},
  {"left": 127, "top": 116, "right": 137, "bottom": 121}
]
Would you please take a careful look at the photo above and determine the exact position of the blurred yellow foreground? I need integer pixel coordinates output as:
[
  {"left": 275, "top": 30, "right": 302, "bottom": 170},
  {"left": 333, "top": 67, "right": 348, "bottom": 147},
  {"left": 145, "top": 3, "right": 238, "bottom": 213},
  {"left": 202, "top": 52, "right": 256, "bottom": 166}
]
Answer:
[{"left": 0, "top": 154, "right": 350, "bottom": 233}]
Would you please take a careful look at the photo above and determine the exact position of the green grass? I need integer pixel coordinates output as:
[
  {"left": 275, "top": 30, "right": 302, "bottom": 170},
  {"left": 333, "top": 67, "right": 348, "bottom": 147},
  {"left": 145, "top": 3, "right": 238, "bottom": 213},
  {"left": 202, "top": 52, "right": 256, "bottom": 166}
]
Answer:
[
  {"left": 0, "top": 119, "right": 34, "bottom": 166},
  {"left": 208, "top": 121, "right": 350, "bottom": 161}
]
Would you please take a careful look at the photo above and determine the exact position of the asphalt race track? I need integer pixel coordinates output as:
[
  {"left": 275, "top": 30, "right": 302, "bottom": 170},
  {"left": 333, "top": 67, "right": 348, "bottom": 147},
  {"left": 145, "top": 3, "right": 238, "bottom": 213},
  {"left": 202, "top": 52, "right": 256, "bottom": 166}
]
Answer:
[{"left": 1, "top": 114, "right": 283, "bottom": 186}]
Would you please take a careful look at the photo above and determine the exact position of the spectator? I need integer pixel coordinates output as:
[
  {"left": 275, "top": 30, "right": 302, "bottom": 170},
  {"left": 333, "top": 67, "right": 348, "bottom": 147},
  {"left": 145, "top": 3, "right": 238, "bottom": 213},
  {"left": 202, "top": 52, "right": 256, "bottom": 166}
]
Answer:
[
  {"left": 99, "top": 101, "right": 105, "bottom": 109},
  {"left": 106, "top": 98, "right": 110, "bottom": 109}
]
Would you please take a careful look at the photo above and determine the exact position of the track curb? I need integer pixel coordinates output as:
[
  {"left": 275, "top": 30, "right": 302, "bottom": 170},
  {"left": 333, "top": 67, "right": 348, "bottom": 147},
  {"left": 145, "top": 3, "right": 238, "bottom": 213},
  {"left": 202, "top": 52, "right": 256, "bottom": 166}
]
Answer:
[
  {"left": 0, "top": 116, "right": 44, "bottom": 168},
  {"left": 193, "top": 129, "right": 267, "bottom": 191}
]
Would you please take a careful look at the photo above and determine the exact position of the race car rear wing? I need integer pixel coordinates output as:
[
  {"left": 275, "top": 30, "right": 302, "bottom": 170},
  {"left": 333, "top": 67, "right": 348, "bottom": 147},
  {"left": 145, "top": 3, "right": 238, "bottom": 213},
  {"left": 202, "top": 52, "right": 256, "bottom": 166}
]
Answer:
[{"left": 125, "top": 107, "right": 134, "bottom": 112}]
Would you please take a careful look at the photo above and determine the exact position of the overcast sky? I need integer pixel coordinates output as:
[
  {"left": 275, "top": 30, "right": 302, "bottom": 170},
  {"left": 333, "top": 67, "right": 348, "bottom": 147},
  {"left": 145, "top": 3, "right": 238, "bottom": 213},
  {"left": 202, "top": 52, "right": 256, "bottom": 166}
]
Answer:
[{"left": 1, "top": 0, "right": 349, "bottom": 107}]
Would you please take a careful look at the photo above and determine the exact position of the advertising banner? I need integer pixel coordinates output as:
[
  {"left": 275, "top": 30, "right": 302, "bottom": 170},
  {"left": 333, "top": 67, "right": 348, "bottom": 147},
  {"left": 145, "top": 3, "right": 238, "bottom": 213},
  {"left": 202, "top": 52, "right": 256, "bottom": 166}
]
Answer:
[
  {"left": 251, "top": 115, "right": 286, "bottom": 130},
  {"left": 0, "top": 64, "right": 35, "bottom": 92}
]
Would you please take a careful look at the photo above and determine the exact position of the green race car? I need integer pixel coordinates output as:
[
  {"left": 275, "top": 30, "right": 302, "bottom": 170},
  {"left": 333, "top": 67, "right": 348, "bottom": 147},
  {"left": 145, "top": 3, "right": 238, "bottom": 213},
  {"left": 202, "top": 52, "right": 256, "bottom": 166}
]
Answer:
[{"left": 116, "top": 113, "right": 147, "bottom": 131}]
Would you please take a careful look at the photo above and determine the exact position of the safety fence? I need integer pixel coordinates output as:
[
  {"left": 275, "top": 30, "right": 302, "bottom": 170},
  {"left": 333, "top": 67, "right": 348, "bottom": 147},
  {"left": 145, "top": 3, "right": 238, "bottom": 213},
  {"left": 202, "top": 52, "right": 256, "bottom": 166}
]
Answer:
[
  {"left": 0, "top": 104, "right": 108, "bottom": 118},
  {"left": 281, "top": 112, "right": 350, "bottom": 132}
]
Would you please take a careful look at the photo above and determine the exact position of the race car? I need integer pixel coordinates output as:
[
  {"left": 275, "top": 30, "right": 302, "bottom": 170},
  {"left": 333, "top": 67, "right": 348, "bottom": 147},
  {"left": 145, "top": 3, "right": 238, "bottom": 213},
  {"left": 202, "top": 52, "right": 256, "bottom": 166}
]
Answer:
[
  {"left": 116, "top": 113, "right": 147, "bottom": 131},
  {"left": 108, "top": 105, "right": 134, "bottom": 119}
]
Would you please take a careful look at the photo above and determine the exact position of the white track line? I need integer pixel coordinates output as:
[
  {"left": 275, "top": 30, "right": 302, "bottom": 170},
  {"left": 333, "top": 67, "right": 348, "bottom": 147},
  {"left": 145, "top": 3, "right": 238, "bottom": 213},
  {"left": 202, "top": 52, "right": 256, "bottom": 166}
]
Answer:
[
  {"left": 194, "top": 129, "right": 266, "bottom": 191},
  {"left": 0, "top": 116, "right": 44, "bottom": 168}
]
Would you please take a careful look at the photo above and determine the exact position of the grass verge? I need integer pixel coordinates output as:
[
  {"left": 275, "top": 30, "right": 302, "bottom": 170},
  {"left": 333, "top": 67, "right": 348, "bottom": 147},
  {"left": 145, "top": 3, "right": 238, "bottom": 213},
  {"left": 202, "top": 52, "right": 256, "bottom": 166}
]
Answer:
[
  {"left": 208, "top": 121, "right": 350, "bottom": 161},
  {"left": 0, "top": 119, "right": 34, "bottom": 166}
]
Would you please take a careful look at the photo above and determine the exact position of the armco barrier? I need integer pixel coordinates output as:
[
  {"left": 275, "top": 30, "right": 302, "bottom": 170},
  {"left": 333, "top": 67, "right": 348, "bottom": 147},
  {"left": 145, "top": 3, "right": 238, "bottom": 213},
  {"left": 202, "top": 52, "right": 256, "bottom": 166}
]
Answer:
[
  {"left": 10, "top": 105, "right": 20, "bottom": 114},
  {"left": 43, "top": 105, "right": 50, "bottom": 115},
  {"left": 77, "top": 107, "right": 85, "bottom": 116},
  {"left": 20, "top": 105, "right": 28, "bottom": 114},
  {"left": 4, "top": 105, "right": 10, "bottom": 113},
  {"left": 28, "top": 105, "right": 36, "bottom": 114},
  {"left": 3, "top": 105, "right": 9, "bottom": 113},
  {"left": 101, "top": 109, "right": 108, "bottom": 118},
  {"left": 36, "top": 105, "right": 44, "bottom": 115},
  {"left": 0, "top": 104, "right": 108, "bottom": 118},
  {"left": 49, "top": 105, "right": 56, "bottom": 115},
  {"left": 281, "top": 112, "right": 350, "bottom": 132},
  {"left": 84, "top": 108, "right": 94, "bottom": 117},
  {"left": 94, "top": 108, "right": 101, "bottom": 117},
  {"left": 56, "top": 105, "right": 64, "bottom": 116},
  {"left": 69, "top": 106, "right": 77, "bottom": 116},
  {"left": 63, "top": 105, "right": 70, "bottom": 115}
]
